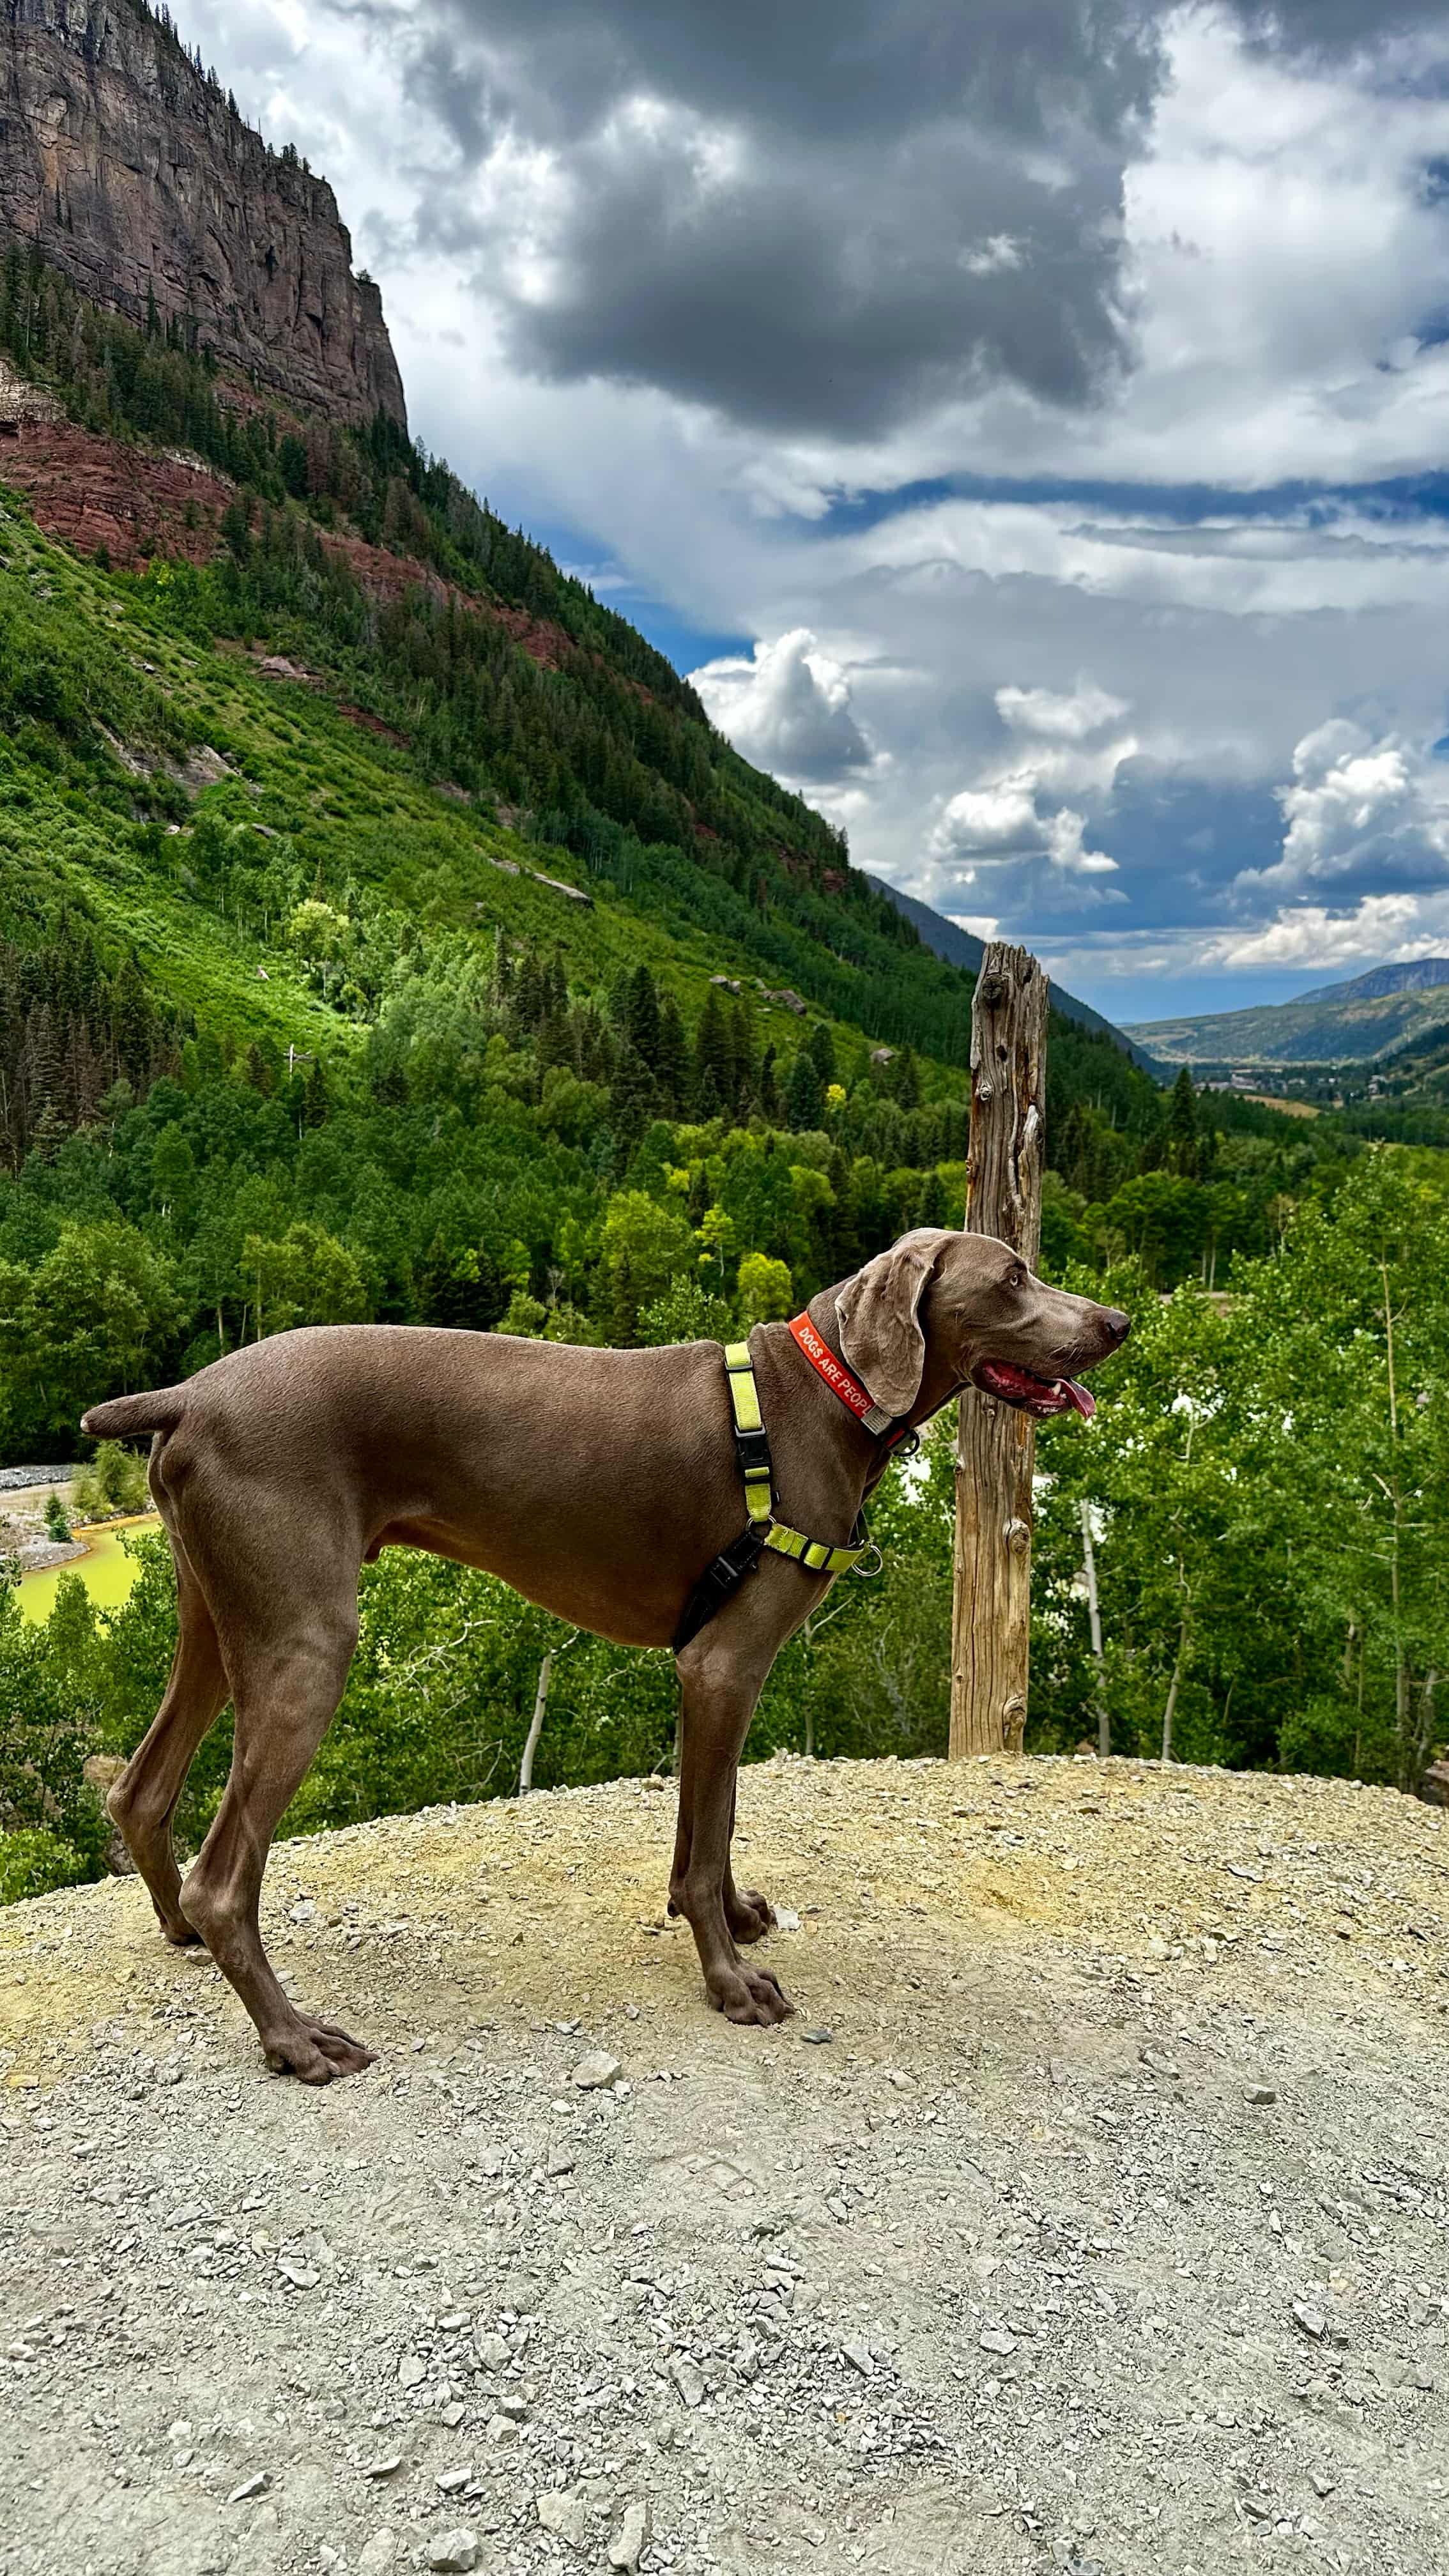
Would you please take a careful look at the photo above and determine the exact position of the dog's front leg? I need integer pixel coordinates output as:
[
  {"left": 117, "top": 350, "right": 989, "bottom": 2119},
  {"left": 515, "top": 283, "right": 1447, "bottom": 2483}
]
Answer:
[{"left": 670, "top": 1630, "right": 793, "bottom": 2028}]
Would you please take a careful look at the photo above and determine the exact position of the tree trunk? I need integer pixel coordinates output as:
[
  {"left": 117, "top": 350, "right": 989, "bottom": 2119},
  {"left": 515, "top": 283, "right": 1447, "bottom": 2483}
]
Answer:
[
  {"left": 1161, "top": 1611, "right": 1189, "bottom": 1763},
  {"left": 1079, "top": 1498, "right": 1109, "bottom": 1759},
  {"left": 519, "top": 1650, "right": 553, "bottom": 1795},
  {"left": 950, "top": 942, "right": 1048, "bottom": 1759}
]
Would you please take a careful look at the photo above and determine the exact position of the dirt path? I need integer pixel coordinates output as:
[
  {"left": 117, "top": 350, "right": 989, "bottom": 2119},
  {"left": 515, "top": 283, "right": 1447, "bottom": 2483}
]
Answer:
[{"left": 2, "top": 1754, "right": 1446, "bottom": 2576}]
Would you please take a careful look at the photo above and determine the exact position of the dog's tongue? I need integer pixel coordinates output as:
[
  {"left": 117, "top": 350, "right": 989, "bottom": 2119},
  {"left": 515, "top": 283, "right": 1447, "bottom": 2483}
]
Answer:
[{"left": 1062, "top": 1378, "right": 1096, "bottom": 1420}]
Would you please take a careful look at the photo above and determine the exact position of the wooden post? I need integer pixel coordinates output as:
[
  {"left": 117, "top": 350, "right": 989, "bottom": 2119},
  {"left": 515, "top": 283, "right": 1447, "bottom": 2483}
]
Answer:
[{"left": 949, "top": 942, "right": 1047, "bottom": 1759}]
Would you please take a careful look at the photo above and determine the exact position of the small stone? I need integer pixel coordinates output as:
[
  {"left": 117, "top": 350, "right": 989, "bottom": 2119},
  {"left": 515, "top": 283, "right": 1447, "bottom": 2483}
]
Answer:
[
  {"left": 427, "top": 2534, "right": 479, "bottom": 2573},
  {"left": 609, "top": 2499, "right": 652, "bottom": 2572},
  {"left": 572, "top": 2051, "right": 621, "bottom": 2090},
  {"left": 669, "top": 2353, "right": 706, "bottom": 2409},
  {"left": 885, "top": 2069, "right": 914, "bottom": 2092},
  {"left": 773, "top": 1908, "right": 801, "bottom": 1932},
  {"left": 979, "top": 2327, "right": 1017, "bottom": 2357},
  {"left": 487, "top": 2414, "right": 521, "bottom": 2446},
  {"left": 398, "top": 2354, "right": 427, "bottom": 2388},
  {"left": 475, "top": 2329, "right": 510, "bottom": 2370},
  {"left": 1292, "top": 2303, "right": 1326, "bottom": 2340},
  {"left": 1309, "top": 2471, "right": 1335, "bottom": 2499},
  {"left": 536, "top": 2488, "right": 589, "bottom": 2546},
  {"left": 1245, "top": 2085, "right": 1277, "bottom": 2106},
  {"left": 277, "top": 2258, "right": 319, "bottom": 2289},
  {"left": 546, "top": 2147, "right": 576, "bottom": 2177},
  {"left": 437, "top": 2468, "right": 471, "bottom": 2494},
  {"left": 227, "top": 2472, "right": 270, "bottom": 2503},
  {"left": 440, "top": 2402, "right": 466, "bottom": 2428},
  {"left": 842, "top": 2340, "right": 873, "bottom": 2377},
  {"left": 358, "top": 2536, "right": 397, "bottom": 2576},
  {"left": 498, "top": 2391, "right": 528, "bottom": 2419},
  {"left": 801, "top": 2028, "right": 834, "bottom": 2045},
  {"left": 362, "top": 2455, "right": 403, "bottom": 2481}
]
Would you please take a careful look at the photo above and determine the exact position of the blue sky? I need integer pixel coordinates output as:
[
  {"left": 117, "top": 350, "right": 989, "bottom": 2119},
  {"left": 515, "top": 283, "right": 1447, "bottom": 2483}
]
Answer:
[{"left": 183, "top": 0, "right": 1449, "bottom": 1025}]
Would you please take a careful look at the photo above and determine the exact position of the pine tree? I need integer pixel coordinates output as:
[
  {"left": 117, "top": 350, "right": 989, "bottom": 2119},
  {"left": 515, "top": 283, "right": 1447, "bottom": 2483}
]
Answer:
[
  {"left": 693, "top": 990, "right": 733, "bottom": 1117},
  {"left": 786, "top": 1048, "right": 825, "bottom": 1131},
  {"left": 1165, "top": 1065, "right": 1199, "bottom": 1178},
  {"left": 625, "top": 963, "right": 661, "bottom": 1072}
]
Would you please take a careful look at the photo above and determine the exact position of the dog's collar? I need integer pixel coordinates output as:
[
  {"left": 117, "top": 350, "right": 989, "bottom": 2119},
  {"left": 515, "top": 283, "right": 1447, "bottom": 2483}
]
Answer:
[{"left": 788, "top": 1312, "right": 900, "bottom": 1440}]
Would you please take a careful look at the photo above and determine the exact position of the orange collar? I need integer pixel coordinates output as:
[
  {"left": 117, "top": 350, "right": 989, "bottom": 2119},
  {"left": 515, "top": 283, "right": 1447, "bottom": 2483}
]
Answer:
[{"left": 787, "top": 1312, "right": 899, "bottom": 1438}]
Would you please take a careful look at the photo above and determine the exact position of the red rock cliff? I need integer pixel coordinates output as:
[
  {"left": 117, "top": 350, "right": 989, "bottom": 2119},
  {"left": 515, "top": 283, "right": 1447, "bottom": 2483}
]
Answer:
[{"left": 1, "top": 0, "right": 406, "bottom": 427}]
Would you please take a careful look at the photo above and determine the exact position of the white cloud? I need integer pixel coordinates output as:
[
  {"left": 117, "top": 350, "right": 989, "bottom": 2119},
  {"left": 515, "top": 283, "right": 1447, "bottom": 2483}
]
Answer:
[
  {"left": 1200, "top": 893, "right": 1432, "bottom": 970},
  {"left": 690, "top": 629, "right": 873, "bottom": 783},
  {"left": 996, "top": 682, "right": 1130, "bottom": 742},
  {"left": 928, "top": 785, "right": 1041, "bottom": 857},
  {"left": 924, "top": 783, "right": 1117, "bottom": 878},
  {"left": 1239, "top": 720, "right": 1449, "bottom": 896}
]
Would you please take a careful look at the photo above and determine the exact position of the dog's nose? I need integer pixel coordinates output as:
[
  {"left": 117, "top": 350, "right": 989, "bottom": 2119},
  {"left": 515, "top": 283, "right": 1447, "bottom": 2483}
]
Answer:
[{"left": 1102, "top": 1307, "right": 1131, "bottom": 1344}]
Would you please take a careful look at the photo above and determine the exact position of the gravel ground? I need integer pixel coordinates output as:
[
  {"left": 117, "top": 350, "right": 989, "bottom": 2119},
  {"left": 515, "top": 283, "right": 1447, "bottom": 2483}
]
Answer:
[{"left": 2, "top": 1752, "right": 1446, "bottom": 2576}]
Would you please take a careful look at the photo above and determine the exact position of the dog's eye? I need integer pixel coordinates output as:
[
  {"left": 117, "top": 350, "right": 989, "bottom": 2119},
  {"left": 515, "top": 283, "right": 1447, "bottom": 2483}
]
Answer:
[{"left": 1009, "top": 1267, "right": 1023, "bottom": 1289}]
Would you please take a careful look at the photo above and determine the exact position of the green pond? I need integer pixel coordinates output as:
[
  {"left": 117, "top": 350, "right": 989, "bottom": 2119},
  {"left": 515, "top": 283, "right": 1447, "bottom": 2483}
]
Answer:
[{"left": 18, "top": 1515, "right": 162, "bottom": 1625}]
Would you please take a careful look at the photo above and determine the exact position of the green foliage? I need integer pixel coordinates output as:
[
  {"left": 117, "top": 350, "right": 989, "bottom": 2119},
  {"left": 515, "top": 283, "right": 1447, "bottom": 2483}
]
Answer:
[
  {"left": 43, "top": 1490, "right": 70, "bottom": 1543},
  {"left": 0, "top": 1827, "right": 95, "bottom": 1905},
  {"left": 72, "top": 1441, "right": 151, "bottom": 1522},
  {"left": 0, "top": 1579, "right": 107, "bottom": 1878},
  {"left": 1031, "top": 1155, "right": 1449, "bottom": 1790}
]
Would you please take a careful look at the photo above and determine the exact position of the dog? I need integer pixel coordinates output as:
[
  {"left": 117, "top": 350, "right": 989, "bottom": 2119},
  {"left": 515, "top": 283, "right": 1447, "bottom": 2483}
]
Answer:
[{"left": 82, "top": 1227, "right": 1128, "bottom": 2082}]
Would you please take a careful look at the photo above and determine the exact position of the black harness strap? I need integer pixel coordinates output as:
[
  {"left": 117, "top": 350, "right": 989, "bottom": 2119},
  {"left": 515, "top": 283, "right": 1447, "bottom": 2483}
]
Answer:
[{"left": 671, "top": 1526, "right": 767, "bottom": 1654}]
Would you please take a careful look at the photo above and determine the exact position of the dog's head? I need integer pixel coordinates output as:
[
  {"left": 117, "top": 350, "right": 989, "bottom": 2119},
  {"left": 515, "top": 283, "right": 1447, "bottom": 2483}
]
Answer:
[{"left": 836, "top": 1227, "right": 1129, "bottom": 1423}]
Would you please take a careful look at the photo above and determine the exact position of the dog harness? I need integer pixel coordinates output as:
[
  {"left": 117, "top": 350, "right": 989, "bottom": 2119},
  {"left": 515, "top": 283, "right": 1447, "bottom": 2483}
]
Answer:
[{"left": 671, "top": 1320, "right": 917, "bottom": 1653}]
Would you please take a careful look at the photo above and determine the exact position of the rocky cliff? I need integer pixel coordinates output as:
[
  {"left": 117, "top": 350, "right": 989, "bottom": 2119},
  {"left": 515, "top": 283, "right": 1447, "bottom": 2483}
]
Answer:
[{"left": 1, "top": 0, "right": 406, "bottom": 427}]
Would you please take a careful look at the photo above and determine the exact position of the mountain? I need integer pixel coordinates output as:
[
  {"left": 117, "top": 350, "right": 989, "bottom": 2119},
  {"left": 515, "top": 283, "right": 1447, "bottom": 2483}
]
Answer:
[
  {"left": 1127, "top": 959, "right": 1449, "bottom": 1066},
  {"left": 1299, "top": 958, "right": 1449, "bottom": 1005},
  {"left": 866, "top": 876, "right": 1161, "bottom": 1071},
  {"left": 1, "top": 0, "right": 405, "bottom": 425}
]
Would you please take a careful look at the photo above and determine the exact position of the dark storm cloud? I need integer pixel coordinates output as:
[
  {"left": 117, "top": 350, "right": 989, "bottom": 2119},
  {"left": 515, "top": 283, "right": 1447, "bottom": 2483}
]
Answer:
[{"left": 337, "top": 0, "right": 1169, "bottom": 437}]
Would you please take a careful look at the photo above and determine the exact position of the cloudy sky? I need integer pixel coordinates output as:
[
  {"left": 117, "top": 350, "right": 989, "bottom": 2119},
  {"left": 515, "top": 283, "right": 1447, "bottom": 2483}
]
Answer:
[{"left": 183, "top": 0, "right": 1449, "bottom": 1021}]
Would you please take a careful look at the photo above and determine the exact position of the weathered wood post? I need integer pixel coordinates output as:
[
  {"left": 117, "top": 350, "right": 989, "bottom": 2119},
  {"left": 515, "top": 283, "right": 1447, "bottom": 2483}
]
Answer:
[{"left": 949, "top": 942, "right": 1047, "bottom": 1759}]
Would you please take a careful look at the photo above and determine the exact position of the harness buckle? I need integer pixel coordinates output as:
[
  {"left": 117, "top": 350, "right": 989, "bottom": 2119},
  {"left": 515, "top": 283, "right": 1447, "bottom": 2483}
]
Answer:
[
  {"left": 733, "top": 1423, "right": 774, "bottom": 1480},
  {"left": 852, "top": 1538, "right": 885, "bottom": 1579}
]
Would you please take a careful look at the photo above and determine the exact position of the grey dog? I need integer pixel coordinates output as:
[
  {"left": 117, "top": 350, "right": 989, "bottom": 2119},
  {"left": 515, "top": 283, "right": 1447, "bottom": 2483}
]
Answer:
[{"left": 82, "top": 1226, "right": 1128, "bottom": 2082}]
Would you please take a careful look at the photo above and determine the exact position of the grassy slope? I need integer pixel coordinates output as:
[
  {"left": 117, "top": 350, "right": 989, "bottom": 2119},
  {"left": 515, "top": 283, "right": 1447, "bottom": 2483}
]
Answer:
[{"left": 0, "top": 493, "right": 962, "bottom": 1082}]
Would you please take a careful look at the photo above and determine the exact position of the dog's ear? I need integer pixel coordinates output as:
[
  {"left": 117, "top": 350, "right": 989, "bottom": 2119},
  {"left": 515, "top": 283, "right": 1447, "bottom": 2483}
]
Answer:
[{"left": 835, "top": 1231, "right": 947, "bottom": 1418}]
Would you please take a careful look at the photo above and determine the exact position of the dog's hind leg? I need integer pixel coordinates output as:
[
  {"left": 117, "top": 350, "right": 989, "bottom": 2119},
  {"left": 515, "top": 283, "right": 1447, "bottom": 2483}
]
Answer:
[
  {"left": 179, "top": 1593, "right": 373, "bottom": 2085},
  {"left": 670, "top": 1626, "right": 793, "bottom": 2028},
  {"left": 107, "top": 1540, "right": 229, "bottom": 1946}
]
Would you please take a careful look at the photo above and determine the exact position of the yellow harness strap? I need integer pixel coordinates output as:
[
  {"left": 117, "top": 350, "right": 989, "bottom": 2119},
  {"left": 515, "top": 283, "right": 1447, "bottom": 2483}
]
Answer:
[{"left": 723, "top": 1340, "right": 869, "bottom": 1576}]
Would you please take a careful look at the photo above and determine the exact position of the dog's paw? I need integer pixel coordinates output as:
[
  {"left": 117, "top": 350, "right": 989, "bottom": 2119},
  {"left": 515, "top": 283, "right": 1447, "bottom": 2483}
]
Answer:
[
  {"left": 726, "top": 1884, "right": 776, "bottom": 1946},
  {"left": 707, "top": 1962, "right": 795, "bottom": 2028},
  {"left": 263, "top": 2014, "right": 378, "bottom": 2085}
]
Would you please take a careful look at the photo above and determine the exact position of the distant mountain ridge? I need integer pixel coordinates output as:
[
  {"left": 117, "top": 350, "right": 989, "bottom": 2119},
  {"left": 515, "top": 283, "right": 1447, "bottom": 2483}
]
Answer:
[
  {"left": 866, "top": 877, "right": 1160, "bottom": 1070},
  {"left": 1128, "top": 957, "right": 1449, "bottom": 1066},
  {"left": 1296, "top": 958, "right": 1449, "bottom": 1006}
]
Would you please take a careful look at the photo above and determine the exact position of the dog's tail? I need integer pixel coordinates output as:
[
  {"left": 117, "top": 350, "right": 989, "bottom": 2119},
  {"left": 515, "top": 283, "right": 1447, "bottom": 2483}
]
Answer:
[{"left": 81, "top": 1386, "right": 188, "bottom": 1443}]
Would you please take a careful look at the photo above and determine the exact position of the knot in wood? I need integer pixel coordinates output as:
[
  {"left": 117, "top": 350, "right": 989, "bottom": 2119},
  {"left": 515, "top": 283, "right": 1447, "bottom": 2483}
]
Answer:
[
  {"left": 1004, "top": 1518, "right": 1031, "bottom": 1554},
  {"left": 979, "top": 975, "right": 1007, "bottom": 1009}
]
